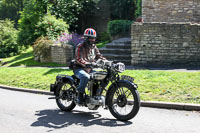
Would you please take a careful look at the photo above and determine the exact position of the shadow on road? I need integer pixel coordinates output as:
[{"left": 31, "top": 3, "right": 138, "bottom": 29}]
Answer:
[{"left": 31, "top": 109, "right": 132, "bottom": 129}]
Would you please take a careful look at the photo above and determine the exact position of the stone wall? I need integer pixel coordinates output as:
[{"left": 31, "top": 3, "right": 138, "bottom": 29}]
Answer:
[
  {"left": 50, "top": 44, "right": 73, "bottom": 65},
  {"left": 38, "top": 44, "right": 73, "bottom": 65},
  {"left": 131, "top": 22, "right": 200, "bottom": 66},
  {"left": 142, "top": 0, "right": 200, "bottom": 23}
]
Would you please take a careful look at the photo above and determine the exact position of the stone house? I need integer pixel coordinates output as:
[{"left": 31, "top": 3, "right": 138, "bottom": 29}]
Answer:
[{"left": 131, "top": 0, "right": 200, "bottom": 67}]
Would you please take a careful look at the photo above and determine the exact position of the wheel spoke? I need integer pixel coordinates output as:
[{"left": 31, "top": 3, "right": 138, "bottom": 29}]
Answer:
[
  {"left": 121, "top": 87, "right": 125, "bottom": 95},
  {"left": 126, "top": 91, "right": 132, "bottom": 98},
  {"left": 124, "top": 89, "right": 129, "bottom": 95},
  {"left": 119, "top": 87, "right": 124, "bottom": 95},
  {"left": 112, "top": 86, "right": 134, "bottom": 116},
  {"left": 108, "top": 83, "right": 140, "bottom": 121},
  {"left": 115, "top": 89, "right": 120, "bottom": 96},
  {"left": 58, "top": 83, "right": 74, "bottom": 107}
]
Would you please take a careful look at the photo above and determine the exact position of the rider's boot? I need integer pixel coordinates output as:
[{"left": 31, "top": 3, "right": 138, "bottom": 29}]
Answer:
[{"left": 77, "top": 92, "right": 85, "bottom": 104}]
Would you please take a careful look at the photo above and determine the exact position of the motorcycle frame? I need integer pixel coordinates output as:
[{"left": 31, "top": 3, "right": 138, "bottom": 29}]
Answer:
[{"left": 50, "top": 66, "right": 138, "bottom": 107}]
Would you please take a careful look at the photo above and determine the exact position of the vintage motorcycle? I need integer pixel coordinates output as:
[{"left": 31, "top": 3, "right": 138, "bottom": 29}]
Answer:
[{"left": 49, "top": 59, "right": 140, "bottom": 121}]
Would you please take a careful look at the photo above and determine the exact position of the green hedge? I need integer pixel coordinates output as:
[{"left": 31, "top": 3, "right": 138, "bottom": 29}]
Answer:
[
  {"left": 107, "top": 20, "right": 133, "bottom": 37},
  {"left": 97, "top": 31, "right": 111, "bottom": 42},
  {"left": 0, "top": 19, "right": 20, "bottom": 58}
]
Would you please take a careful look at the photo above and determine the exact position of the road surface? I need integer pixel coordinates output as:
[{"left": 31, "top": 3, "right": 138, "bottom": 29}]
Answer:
[{"left": 0, "top": 88, "right": 200, "bottom": 133}]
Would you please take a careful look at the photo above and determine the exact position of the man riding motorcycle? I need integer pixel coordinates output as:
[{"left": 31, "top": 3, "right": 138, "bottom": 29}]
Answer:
[
  {"left": 73, "top": 28, "right": 106, "bottom": 104},
  {"left": 50, "top": 28, "right": 140, "bottom": 121}
]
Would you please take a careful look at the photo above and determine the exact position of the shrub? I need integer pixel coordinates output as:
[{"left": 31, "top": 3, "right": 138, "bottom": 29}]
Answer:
[
  {"left": 107, "top": 20, "right": 133, "bottom": 38},
  {"left": 56, "top": 33, "right": 83, "bottom": 48},
  {"left": 33, "top": 36, "right": 53, "bottom": 59},
  {"left": 18, "top": 0, "right": 46, "bottom": 46},
  {"left": 35, "top": 14, "right": 69, "bottom": 41},
  {"left": 70, "top": 33, "right": 84, "bottom": 48},
  {"left": 0, "top": 19, "right": 20, "bottom": 58},
  {"left": 135, "top": 0, "right": 142, "bottom": 18},
  {"left": 97, "top": 31, "right": 111, "bottom": 42}
]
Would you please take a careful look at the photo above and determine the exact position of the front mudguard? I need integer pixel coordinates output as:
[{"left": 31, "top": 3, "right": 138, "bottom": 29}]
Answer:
[
  {"left": 105, "top": 80, "right": 138, "bottom": 106},
  {"left": 50, "top": 75, "right": 75, "bottom": 95}
]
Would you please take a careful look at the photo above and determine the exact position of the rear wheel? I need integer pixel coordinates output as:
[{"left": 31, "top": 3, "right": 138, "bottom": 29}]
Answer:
[
  {"left": 107, "top": 82, "right": 140, "bottom": 121},
  {"left": 55, "top": 82, "right": 76, "bottom": 111}
]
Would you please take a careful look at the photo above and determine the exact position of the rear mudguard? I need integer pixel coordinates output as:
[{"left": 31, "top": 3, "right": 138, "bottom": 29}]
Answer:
[
  {"left": 105, "top": 80, "right": 138, "bottom": 106},
  {"left": 50, "top": 75, "right": 75, "bottom": 95},
  {"left": 56, "top": 75, "right": 75, "bottom": 84}
]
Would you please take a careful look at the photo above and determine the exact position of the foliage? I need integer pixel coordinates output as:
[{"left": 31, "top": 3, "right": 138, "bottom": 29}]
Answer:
[
  {"left": 58, "top": 33, "right": 72, "bottom": 45},
  {"left": 135, "top": 0, "right": 142, "bottom": 18},
  {"left": 70, "top": 33, "right": 84, "bottom": 47},
  {"left": 33, "top": 36, "right": 53, "bottom": 58},
  {"left": 106, "top": 0, "right": 136, "bottom": 20},
  {"left": 56, "top": 33, "right": 83, "bottom": 48},
  {"left": 18, "top": 0, "right": 97, "bottom": 45},
  {"left": 96, "top": 41, "right": 109, "bottom": 48},
  {"left": 97, "top": 31, "right": 111, "bottom": 42},
  {"left": 0, "top": 0, "right": 24, "bottom": 27},
  {"left": 18, "top": 0, "right": 46, "bottom": 46},
  {"left": 107, "top": 20, "right": 133, "bottom": 37},
  {"left": 35, "top": 14, "right": 69, "bottom": 41},
  {"left": 0, "top": 19, "right": 21, "bottom": 58},
  {"left": 48, "top": 0, "right": 100, "bottom": 32}
]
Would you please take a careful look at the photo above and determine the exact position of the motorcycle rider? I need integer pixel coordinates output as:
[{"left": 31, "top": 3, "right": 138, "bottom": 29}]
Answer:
[{"left": 73, "top": 28, "right": 106, "bottom": 104}]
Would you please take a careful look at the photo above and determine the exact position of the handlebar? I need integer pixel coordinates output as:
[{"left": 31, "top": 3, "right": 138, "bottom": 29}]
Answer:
[{"left": 87, "top": 59, "right": 125, "bottom": 72}]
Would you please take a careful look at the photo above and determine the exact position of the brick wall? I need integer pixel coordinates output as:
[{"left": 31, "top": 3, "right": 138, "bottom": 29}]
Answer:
[
  {"left": 50, "top": 44, "right": 73, "bottom": 65},
  {"left": 142, "top": 0, "right": 200, "bottom": 23},
  {"left": 39, "top": 44, "right": 73, "bottom": 65},
  {"left": 131, "top": 22, "right": 200, "bottom": 66}
]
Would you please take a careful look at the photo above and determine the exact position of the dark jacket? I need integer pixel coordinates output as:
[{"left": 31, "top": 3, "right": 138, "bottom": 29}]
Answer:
[{"left": 73, "top": 42, "right": 105, "bottom": 73}]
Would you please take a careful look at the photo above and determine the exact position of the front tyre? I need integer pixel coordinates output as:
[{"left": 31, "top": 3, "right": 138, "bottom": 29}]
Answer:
[
  {"left": 107, "top": 82, "right": 140, "bottom": 121},
  {"left": 55, "top": 82, "right": 76, "bottom": 111}
]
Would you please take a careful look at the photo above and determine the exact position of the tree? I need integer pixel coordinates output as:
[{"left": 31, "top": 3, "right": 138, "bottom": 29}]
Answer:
[
  {"left": 0, "top": 0, "right": 24, "bottom": 27},
  {"left": 0, "top": 19, "right": 20, "bottom": 57},
  {"left": 48, "top": 0, "right": 100, "bottom": 32},
  {"left": 18, "top": 0, "right": 46, "bottom": 46},
  {"left": 106, "top": 0, "right": 142, "bottom": 20}
]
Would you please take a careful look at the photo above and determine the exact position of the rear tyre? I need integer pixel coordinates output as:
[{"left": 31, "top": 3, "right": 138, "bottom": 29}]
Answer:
[
  {"left": 107, "top": 82, "right": 140, "bottom": 121},
  {"left": 55, "top": 82, "right": 76, "bottom": 111}
]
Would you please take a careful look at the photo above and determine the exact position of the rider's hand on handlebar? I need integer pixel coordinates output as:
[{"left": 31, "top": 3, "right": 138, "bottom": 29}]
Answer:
[
  {"left": 91, "top": 62, "right": 97, "bottom": 67},
  {"left": 85, "top": 62, "right": 98, "bottom": 68}
]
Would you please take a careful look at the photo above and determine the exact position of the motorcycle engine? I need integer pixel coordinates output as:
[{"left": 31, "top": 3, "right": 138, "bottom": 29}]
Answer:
[{"left": 87, "top": 96, "right": 105, "bottom": 110}]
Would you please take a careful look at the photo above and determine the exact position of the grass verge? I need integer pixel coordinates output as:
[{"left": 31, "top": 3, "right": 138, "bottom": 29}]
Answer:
[
  {"left": 0, "top": 67, "right": 199, "bottom": 104},
  {"left": 0, "top": 48, "right": 66, "bottom": 67}
]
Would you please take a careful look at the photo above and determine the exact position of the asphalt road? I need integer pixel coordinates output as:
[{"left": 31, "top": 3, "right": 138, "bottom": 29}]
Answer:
[{"left": 0, "top": 88, "right": 200, "bottom": 133}]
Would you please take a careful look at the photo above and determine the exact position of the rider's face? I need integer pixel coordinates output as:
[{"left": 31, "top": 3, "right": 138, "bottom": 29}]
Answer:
[
  {"left": 88, "top": 37, "right": 96, "bottom": 44},
  {"left": 89, "top": 38, "right": 95, "bottom": 42}
]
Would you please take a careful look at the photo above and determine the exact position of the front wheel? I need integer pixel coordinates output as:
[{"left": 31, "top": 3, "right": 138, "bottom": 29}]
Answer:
[
  {"left": 107, "top": 82, "right": 140, "bottom": 121},
  {"left": 55, "top": 82, "right": 76, "bottom": 111}
]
